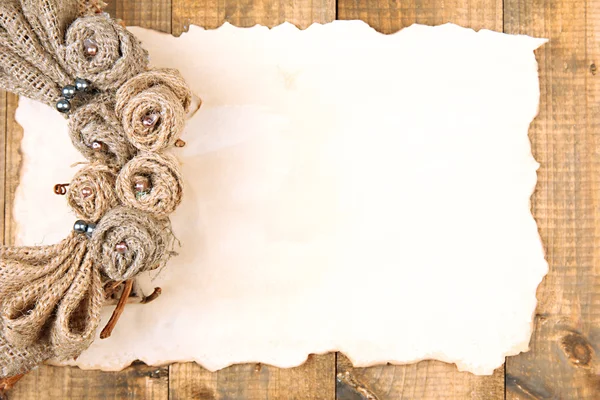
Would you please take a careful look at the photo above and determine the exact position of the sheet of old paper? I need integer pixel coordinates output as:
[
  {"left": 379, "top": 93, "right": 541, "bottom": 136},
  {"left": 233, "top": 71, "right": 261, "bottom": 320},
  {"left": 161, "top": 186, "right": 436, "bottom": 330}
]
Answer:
[{"left": 12, "top": 21, "right": 548, "bottom": 375}]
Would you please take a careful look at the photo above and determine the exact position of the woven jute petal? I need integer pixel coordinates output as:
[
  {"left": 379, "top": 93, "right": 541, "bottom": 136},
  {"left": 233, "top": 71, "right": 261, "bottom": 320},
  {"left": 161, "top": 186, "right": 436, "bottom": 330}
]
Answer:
[
  {"left": 50, "top": 252, "right": 103, "bottom": 359},
  {"left": 0, "top": 44, "right": 61, "bottom": 106},
  {"left": 0, "top": 234, "right": 104, "bottom": 377},
  {"left": 19, "top": 0, "right": 80, "bottom": 60},
  {"left": 0, "top": 335, "right": 50, "bottom": 379},
  {"left": 0, "top": 1, "right": 71, "bottom": 87}
]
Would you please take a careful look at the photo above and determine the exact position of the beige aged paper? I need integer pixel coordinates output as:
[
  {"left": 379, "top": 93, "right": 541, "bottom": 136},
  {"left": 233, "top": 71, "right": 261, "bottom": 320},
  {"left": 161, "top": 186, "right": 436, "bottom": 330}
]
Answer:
[{"left": 13, "top": 21, "right": 547, "bottom": 375}]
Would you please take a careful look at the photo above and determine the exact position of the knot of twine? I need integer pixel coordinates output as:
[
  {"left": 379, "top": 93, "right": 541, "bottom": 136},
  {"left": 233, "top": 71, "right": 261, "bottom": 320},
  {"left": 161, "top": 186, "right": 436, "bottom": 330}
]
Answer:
[
  {"left": 116, "top": 153, "right": 184, "bottom": 218},
  {"left": 69, "top": 95, "right": 136, "bottom": 168},
  {"left": 61, "top": 14, "right": 149, "bottom": 91},
  {"left": 115, "top": 69, "right": 192, "bottom": 152},
  {"left": 67, "top": 163, "right": 119, "bottom": 222}
]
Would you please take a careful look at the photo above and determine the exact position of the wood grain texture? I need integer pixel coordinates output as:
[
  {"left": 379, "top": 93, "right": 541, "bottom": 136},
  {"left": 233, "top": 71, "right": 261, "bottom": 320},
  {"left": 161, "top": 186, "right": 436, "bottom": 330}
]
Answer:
[
  {"left": 115, "top": 0, "right": 172, "bottom": 32},
  {"left": 4, "top": 93, "right": 22, "bottom": 247},
  {"left": 336, "top": 354, "right": 504, "bottom": 400},
  {"left": 0, "top": 91, "right": 6, "bottom": 246},
  {"left": 3, "top": 0, "right": 599, "bottom": 399},
  {"left": 8, "top": 364, "right": 168, "bottom": 400},
  {"left": 170, "top": 355, "right": 335, "bottom": 400},
  {"left": 171, "top": 0, "right": 336, "bottom": 35},
  {"left": 337, "top": 0, "right": 503, "bottom": 33},
  {"left": 335, "top": 3, "right": 504, "bottom": 400},
  {"left": 504, "top": 0, "right": 600, "bottom": 398}
]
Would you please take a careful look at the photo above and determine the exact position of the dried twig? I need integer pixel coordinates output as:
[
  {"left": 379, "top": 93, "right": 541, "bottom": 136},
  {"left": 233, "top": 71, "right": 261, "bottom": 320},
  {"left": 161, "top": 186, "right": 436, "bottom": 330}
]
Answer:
[
  {"left": 140, "top": 287, "right": 162, "bottom": 304},
  {"left": 100, "top": 279, "right": 133, "bottom": 339}
]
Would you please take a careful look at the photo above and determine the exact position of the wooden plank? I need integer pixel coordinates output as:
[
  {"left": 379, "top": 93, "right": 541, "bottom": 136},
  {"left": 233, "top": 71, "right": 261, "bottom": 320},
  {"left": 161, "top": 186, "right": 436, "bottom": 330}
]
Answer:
[
  {"left": 336, "top": 1, "right": 505, "bottom": 399},
  {"left": 504, "top": 0, "right": 600, "bottom": 399},
  {"left": 116, "top": 0, "right": 172, "bottom": 32},
  {"left": 4, "top": 93, "right": 22, "bottom": 247},
  {"left": 0, "top": 91, "right": 6, "bottom": 246},
  {"left": 9, "top": 364, "right": 169, "bottom": 399},
  {"left": 5, "top": 2, "right": 172, "bottom": 399},
  {"left": 168, "top": 1, "right": 336, "bottom": 399},
  {"left": 337, "top": 354, "right": 505, "bottom": 400},
  {"left": 103, "top": 1, "right": 116, "bottom": 17},
  {"left": 172, "top": 0, "right": 335, "bottom": 36},
  {"left": 170, "top": 355, "right": 335, "bottom": 400},
  {"left": 337, "top": 0, "right": 503, "bottom": 33}
]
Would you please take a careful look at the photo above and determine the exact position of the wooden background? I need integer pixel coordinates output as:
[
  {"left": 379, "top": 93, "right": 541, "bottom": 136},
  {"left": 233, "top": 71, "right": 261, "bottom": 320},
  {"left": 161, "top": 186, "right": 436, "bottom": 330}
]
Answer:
[{"left": 1, "top": 0, "right": 598, "bottom": 399}]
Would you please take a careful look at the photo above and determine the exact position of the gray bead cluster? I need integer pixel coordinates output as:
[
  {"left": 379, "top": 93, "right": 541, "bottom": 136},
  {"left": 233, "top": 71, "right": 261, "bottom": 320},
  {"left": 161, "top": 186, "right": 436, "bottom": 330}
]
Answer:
[
  {"left": 73, "top": 219, "right": 96, "bottom": 238},
  {"left": 56, "top": 78, "right": 91, "bottom": 114}
]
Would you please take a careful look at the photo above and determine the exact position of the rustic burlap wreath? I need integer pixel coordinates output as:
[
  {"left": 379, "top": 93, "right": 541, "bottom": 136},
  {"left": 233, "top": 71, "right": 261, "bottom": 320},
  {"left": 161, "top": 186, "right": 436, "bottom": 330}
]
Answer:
[{"left": 0, "top": 0, "right": 192, "bottom": 380}]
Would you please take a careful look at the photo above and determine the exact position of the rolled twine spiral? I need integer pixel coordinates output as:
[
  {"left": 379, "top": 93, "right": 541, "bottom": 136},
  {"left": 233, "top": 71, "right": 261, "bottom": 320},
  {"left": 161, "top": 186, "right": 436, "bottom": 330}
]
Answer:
[
  {"left": 67, "top": 163, "right": 119, "bottom": 222},
  {"left": 116, "top": 153, "right": 184, "bottom": 218},
  {"left": 60, "top": 14, "right": 149, "bottom": 90},
  {"left": 116, "top": 69, "right": 192, "bottom": 152},
  {"left": 69, "top": 96, "right": 136, "bottom": 168},
  {"left": 91, "top": 207, "right": 175, "bottom": 281},
  {"left": 0, "top": 0, "right": 192, "bottom": 379}
]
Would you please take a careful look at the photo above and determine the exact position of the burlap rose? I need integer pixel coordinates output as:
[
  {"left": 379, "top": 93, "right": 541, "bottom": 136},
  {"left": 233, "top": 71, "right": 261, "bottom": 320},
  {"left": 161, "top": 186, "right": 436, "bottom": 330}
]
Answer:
[
  {"left": 115, "top": 69, "right": 192, "bottom": 152},
  {"left": 61, "top": 14, "right": 148, "bottom": 90},
  {"left": 115, "top": 152, "right": 183, "bottom": 218},
  {"left": 69, "top": 96, "right": 136, "bottom": 168},
  {"left": 67, "top": 163, "right": 119, "bottom": 222},
  {"left": 90, "top": 206, "right": 174, "bottom": 281}
]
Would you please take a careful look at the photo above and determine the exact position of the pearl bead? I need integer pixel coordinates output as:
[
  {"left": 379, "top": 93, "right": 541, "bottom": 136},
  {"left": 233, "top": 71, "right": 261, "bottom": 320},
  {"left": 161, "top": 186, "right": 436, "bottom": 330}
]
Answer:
[
  {"left": 56, "top": 99, "right": 71, "bottom": 113},
  {"left": 81, "top": 186, "right": 93, "bottom": 198},
  {"left": 75, "top": 78, "right": 90, "bottom": 92},
  {"left": 142, "top": 113, "right": 159, "bottom": 128},
  {"left": 85, "top": 223, "right": 96, "bottom": 238},
  {"left": 73, "top": 220, "right": 88, "bottom": 234},
  {"left": 91, "top": 141, "right": 105, "bottom": 152},
  {"left": 115, "top": 241, "right": 128, "bottom": 254},
  {"left": 83, "top": 38, "right": 98, "bottom": 57},
  {"left": 62, "top": 85, "right": 77, "bottom": 99},
  {"left": 133, "top": 176, "right": 151, "bottom": 193}
]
